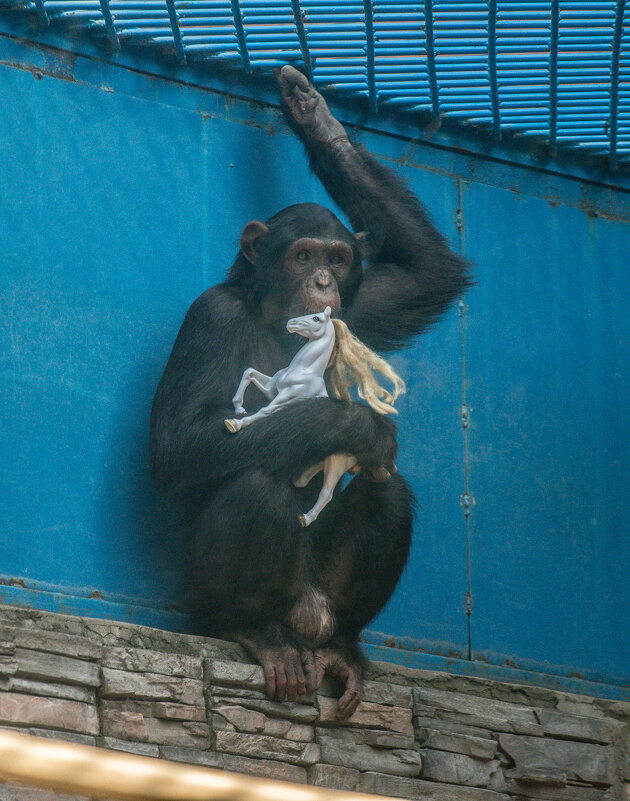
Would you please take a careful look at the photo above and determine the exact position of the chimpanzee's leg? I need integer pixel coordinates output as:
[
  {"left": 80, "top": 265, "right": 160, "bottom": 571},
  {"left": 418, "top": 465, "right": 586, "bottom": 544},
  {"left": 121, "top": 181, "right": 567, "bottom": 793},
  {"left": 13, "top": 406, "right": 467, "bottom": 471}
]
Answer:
[
  {"left": 308, "top": 472, "right": 414, "bottom": 716},
  {"left": 192, "top": 469, "right": 316, "bottom": 701}
]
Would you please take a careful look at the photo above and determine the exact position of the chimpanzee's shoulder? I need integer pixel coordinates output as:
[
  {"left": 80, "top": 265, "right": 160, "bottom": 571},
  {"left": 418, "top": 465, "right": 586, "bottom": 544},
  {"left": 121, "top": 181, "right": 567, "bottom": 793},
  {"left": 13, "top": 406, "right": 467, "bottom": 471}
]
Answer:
[{"left": 183, "top": 284, "right": 249, "bottom": 331}]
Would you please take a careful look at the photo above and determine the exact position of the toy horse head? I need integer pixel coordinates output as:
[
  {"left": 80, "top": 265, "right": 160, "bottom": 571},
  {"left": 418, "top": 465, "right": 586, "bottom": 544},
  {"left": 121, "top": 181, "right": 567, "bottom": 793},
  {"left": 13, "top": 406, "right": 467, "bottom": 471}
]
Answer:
[{"left": 286, "top": 306, "right": 332, "bottom": 339}]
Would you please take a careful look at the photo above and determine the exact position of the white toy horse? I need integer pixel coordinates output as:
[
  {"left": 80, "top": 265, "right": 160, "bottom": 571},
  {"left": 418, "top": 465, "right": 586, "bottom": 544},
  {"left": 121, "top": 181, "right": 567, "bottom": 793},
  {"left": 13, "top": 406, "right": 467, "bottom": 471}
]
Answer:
[
  {"left": 225, "top": 307, "right": 405, "bottom": 527},
  {"left": 225, "top": 306, "right": 335, "bottom": 434}
]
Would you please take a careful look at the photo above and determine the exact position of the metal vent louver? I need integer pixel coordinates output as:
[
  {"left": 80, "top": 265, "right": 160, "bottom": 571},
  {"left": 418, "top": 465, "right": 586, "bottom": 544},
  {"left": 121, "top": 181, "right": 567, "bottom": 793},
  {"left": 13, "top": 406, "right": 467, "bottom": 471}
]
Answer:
[{"left": 2, "top": 0, "right": 629, "bottom": 170}]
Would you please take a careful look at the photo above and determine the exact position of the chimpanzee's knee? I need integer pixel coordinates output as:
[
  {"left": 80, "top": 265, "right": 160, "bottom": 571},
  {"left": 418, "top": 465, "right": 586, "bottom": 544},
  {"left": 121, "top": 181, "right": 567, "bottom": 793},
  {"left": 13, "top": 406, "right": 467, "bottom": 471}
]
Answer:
[
  {"left": 192, "top": 470, "right": 304, "bottom": 631},
  {"left": 313, "top": 472, "right": 414, "bottom": 634},
  {"left": 323, "top": 470, "right": 413, "bottom": 551}
]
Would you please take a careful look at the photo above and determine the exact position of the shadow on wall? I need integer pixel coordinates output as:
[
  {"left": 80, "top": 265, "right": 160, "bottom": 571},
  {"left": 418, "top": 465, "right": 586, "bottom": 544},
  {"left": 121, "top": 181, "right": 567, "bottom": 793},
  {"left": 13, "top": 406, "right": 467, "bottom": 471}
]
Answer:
[{"left": 93, "top": 337, "right": 193, "bottom": 624}]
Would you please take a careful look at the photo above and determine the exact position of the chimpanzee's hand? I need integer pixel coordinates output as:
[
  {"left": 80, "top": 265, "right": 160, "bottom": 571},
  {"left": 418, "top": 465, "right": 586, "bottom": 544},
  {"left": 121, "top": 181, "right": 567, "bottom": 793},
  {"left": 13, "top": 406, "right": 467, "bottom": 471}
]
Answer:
[
  {"left": 355, "top": 409, "right": 398, "bottom": 482},
  {"left": 277, "top": 65, "right": 348, "bottom": 146}
]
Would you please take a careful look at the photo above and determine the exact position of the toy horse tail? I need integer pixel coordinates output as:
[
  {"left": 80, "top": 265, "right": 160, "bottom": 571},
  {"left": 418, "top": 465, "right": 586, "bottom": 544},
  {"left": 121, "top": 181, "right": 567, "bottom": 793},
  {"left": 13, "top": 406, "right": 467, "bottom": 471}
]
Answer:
[{"left": 328, "top": 319, "right": 406, "bottom": 416}]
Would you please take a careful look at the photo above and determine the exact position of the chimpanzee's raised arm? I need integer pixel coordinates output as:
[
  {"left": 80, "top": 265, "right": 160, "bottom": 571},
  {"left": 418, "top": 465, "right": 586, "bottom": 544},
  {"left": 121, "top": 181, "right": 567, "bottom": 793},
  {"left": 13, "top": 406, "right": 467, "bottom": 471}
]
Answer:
[{"left": 278, "top": 66, "right": 472, "bottom": 351}]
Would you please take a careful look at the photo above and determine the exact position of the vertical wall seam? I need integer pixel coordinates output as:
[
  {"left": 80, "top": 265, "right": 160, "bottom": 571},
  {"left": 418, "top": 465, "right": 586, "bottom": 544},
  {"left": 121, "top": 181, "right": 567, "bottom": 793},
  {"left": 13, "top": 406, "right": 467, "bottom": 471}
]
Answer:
[{"left": 456, "top": 178, "right": 474, "bottom": 662}]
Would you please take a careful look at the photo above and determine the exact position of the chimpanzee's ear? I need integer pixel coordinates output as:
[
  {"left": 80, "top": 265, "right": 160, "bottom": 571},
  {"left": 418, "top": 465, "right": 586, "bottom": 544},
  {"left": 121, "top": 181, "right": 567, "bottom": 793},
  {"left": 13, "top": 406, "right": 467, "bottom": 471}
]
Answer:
[
  {"left": 240, "top": 220, "right": 270, "bottom": 265},
  {"left": 354, "top": 231, "right": 372, "bottom": 260}
]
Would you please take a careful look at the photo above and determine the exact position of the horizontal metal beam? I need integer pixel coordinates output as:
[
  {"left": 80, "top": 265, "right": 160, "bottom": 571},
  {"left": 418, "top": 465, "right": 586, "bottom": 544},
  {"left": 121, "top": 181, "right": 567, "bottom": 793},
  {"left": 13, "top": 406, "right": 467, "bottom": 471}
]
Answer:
[{"left": 0, "top": 730, "right": 394, "bottom": 801}]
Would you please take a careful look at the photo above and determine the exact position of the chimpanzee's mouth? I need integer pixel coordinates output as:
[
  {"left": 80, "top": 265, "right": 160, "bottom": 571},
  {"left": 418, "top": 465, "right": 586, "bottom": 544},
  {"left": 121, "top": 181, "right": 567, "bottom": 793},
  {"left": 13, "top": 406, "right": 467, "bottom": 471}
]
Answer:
[{"left": 303, "top": 299, "right": 339, "bottom": 316}]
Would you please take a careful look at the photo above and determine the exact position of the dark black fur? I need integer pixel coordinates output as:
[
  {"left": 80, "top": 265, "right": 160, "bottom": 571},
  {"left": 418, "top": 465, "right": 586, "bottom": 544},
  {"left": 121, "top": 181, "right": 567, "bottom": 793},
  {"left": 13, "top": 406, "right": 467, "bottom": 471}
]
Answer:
[{"left": 149, "top": 112, "right": 471, "bottom": 704}]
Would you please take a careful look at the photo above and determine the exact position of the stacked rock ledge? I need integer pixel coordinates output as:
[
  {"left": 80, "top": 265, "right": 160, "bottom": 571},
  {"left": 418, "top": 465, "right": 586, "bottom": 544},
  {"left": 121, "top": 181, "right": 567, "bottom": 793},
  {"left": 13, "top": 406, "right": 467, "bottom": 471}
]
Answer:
[{"left": 0, "top": 605, "right": 627, "bottom": 801}]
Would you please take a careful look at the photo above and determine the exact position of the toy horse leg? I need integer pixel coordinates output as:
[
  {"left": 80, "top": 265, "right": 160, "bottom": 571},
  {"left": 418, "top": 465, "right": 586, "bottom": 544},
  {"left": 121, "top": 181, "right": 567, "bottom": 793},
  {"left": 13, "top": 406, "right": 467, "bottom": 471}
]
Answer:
[
  {"left": 299, "top": 453, "right": 358, "bottom": 528},
  {"left": 293, "top": 461, "right": 325, "bottom": 488},
  {"left": 231, "top": 368, "right": 274, "bottom": 415},
  {"left": 226, "top": 389, "right": 297, "bottom": 433},
  {"left": 295, "top": 458, "right": 361, "bottom": 488},
  {"left": 247, "top": 370, "right": 276, "bottom": 400}
]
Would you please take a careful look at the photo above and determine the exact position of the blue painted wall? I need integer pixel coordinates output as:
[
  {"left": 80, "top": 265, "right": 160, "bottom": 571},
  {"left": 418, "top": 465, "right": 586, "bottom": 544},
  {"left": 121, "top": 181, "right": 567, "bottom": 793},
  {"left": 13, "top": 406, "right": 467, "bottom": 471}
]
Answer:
[{"left": 0, "top": 18, "right": 628, "bottom": 695}]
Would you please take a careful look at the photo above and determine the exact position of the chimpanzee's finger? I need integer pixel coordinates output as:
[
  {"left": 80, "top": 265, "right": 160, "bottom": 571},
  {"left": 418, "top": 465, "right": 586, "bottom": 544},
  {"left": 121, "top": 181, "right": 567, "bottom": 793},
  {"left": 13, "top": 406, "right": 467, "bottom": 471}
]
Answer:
[
  {"left": 278, "top": 65, "right": 309, "bottom": 100},
  {"left": 284, "top": 659, "right": 297, "bottom": 702},
  {"left": 336, "top": 663, "right": 362, "bottom": 719},
  {"left": 262, "top": 660, "right": 276, "bottom": 700},
  {"left": 280, "top": 65, "right": 311, "bottom": 92},
  {"left": 293, "top": 657, "right": 306, "bottom": 698},
  {"left": 312, "top": 651, "right": 327, "bottom": 691},
  {"left": 337, "top": 685, "right": 362, "bottom": 719},
  {"left": 274, "top": 663, "right": 287, "bottom": 701},
  {"left": 301, "top": 649, "right": 317, "bottom": 694}
]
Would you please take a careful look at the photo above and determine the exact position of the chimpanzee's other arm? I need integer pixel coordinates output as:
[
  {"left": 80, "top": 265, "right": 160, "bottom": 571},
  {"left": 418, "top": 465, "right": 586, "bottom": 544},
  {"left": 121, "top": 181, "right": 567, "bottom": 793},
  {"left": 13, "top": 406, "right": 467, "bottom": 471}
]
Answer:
[
  {"left": 149, "top": 289, "right": 397, "bottom": 499},
  {"left": 278, "top": 66, "right": 472, "bottom": 351}
]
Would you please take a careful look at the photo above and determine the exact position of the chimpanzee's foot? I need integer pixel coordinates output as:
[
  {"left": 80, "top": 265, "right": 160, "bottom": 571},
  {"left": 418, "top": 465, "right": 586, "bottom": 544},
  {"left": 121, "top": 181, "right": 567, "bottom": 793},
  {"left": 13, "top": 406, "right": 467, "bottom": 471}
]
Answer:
[
  {"left": 313, "top": 640, "right": 367, "bottom": 719},
  {"left": 236, "top": 626, "right": 316, "bottom": 702}
]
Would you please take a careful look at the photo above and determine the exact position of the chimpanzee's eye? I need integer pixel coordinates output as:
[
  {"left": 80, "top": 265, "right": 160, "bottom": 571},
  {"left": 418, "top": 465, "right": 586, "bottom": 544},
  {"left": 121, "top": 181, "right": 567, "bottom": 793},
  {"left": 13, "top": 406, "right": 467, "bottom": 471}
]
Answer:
[
  {"left": 330, "top": 253, "right": 344, "bottom": 264},
  {"left": 296, "top": 250, "right": 310, "bottom": 262}
]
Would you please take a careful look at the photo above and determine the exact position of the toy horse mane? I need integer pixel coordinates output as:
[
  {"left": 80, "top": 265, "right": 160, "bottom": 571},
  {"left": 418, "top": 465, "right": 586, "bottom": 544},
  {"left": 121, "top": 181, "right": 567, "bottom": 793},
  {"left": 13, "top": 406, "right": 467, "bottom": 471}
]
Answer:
[{"left": 327, "top": 319, "right": 405, "bottom": 415}]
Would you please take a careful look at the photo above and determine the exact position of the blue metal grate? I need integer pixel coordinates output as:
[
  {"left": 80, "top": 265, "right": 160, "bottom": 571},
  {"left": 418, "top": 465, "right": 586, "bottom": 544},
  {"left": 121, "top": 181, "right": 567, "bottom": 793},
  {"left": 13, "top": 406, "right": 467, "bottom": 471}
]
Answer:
[{"left": 2, "top": 0, "right": 629, "bottom": 169}]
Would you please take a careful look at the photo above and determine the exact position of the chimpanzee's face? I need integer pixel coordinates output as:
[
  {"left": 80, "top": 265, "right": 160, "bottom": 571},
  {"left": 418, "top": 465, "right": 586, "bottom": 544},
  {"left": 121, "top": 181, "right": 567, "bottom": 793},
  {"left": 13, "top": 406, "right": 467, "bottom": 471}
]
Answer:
[
  {"left": 283, "top": 237, "right": 354, "bottom": 315},
  {"left": 237, "top": 213, "right": 362, "bottom": 325}
]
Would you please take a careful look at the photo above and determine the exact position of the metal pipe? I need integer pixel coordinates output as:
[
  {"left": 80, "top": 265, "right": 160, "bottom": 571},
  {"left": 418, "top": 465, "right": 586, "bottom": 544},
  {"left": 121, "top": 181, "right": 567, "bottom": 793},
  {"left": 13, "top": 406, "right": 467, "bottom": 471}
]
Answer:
[
  {"left": 329, "top": 82, "right": 369, "bottom": 90},
  {"left": 423, "top": 0, "right": 440, "bottom": 121},
  {"left": 99, "top": 0, "right": 120, "bottom": 48},
  {"left": 363, "top": 0, "right": 377, "bottom": 111},
  {"left": 488, "top": 0, "right": 500, "bottom": 137},
  {"left": 117, "top": 28, "right": 176, "bottom": 37},
  {"left": 608, "top": 0, "right": 626, "bottom": 169},
  {"left": 0, "top": 730, "right": 393, "bottom": 801},
  {"left": 96, "top": 10, "right": 169, "bottom": 17},
  {"left": 34, "top": 0, "right": 50, "bottom": 26},
  {"left": 165, "top": 0, "right": 187, "bottom": 63},
  {"left": 316, "top": 65, "right": 366, "bottom": 74},
  {"left": 290, "top": 23, "right": 365, "bottom": 33},
  {"left": 298, "top": 48, "right": 366, "bottom": 56},
  {"left": 184, "top": 45, "right": 240, "bottom": 54},
  {"left": 290, "top": 0, "right": 313, "bottom": 80},
  {"left": 157, "top": 25, "right": 235, "bottom": 33},
  {"left": 547, "top": 0, "right": 559, "bottom": 155}
]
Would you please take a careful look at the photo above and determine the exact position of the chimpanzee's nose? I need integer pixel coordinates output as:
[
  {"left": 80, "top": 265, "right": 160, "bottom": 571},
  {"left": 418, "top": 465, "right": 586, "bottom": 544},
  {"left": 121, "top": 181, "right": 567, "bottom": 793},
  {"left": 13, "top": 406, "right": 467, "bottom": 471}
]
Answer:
[{"left": 315, "top": 270, "right": 332, "bottom": 290}]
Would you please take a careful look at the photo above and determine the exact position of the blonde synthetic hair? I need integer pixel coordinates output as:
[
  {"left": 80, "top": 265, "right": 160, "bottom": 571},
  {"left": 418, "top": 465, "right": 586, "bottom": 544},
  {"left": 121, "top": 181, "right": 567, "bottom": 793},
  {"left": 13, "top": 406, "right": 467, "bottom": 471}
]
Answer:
[{"left": 327, "top": 318, "right": 405, "bottom": 415}]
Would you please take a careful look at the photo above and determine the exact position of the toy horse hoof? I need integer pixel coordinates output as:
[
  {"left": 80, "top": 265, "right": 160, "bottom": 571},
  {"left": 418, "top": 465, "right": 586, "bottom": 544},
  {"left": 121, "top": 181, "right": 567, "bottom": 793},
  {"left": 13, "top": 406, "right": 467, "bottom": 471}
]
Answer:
[
  {"left": 224, "top": 418, "right": 240, "bottom": 433},
  {"left": 299, "top": 513, "right": 310, "bottom": 528}
]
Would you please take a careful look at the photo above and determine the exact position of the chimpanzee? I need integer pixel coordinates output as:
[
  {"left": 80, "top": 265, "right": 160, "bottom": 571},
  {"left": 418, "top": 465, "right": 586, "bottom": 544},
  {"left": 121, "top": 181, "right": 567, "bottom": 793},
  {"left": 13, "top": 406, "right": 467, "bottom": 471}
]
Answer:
[{"left": 149, "top": 66, "right": 471, "bottom": 717}]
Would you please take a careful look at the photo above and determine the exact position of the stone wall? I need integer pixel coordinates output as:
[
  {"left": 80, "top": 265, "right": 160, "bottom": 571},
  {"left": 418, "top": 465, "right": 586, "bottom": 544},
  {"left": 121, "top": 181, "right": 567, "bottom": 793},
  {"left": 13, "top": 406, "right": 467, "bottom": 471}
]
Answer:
[{"left": 0, "top": 604, "right": 628, "bottom": 801}]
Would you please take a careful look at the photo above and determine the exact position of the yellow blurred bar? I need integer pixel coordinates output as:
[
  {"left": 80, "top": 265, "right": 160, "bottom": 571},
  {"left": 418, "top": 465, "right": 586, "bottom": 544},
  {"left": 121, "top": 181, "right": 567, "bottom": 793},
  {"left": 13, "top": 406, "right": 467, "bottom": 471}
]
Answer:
[{"left": 0, "top": 729, "right": 396, "bottom": 801}]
